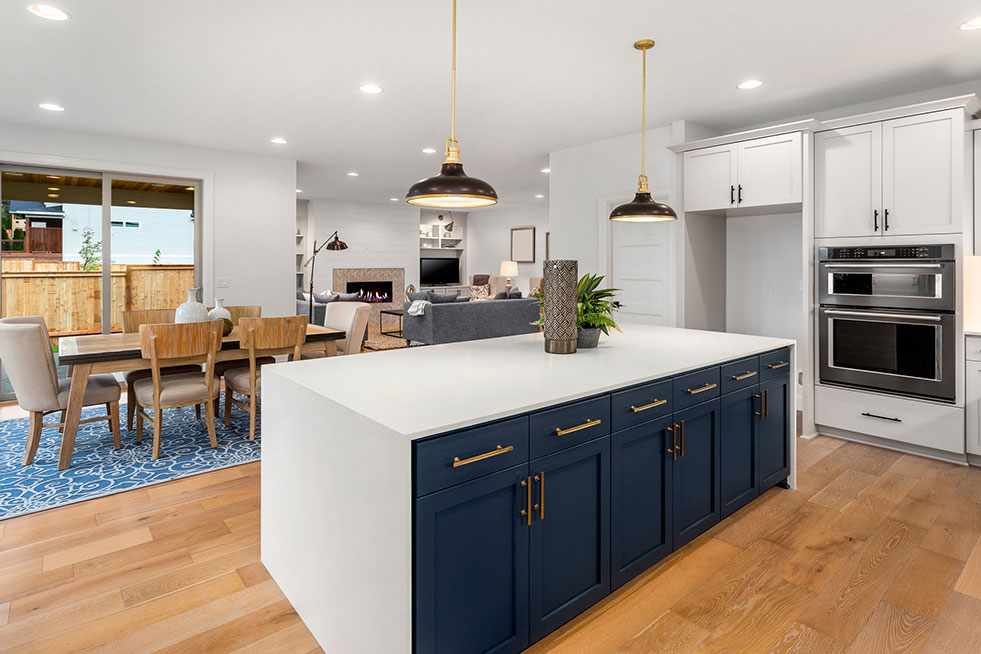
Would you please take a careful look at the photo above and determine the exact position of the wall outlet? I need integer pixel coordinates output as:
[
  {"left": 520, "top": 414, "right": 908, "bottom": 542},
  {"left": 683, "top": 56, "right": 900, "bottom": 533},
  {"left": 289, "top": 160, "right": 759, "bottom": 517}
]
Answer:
[{"left": 216, "top": 276, "right": 230, "bottom": 288}]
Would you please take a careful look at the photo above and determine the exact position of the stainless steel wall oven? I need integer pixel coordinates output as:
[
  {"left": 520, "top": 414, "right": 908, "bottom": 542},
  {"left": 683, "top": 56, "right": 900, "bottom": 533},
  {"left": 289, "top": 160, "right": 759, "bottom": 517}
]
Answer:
[{"left": 818, "top": 244, "right": 955, "bottom": 402}]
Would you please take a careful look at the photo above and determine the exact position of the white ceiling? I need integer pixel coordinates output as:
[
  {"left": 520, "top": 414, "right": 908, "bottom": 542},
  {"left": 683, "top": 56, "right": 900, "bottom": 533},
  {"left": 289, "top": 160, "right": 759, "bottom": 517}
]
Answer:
[{"left": 2, "top": 0, "right": 981, "bottom": 205}]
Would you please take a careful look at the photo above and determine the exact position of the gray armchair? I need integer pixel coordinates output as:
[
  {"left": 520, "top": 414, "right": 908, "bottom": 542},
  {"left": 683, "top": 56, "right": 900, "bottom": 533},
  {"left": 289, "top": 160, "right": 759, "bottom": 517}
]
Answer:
[{"left": 403, "top": 298, "right": 540, "bottom": 346}]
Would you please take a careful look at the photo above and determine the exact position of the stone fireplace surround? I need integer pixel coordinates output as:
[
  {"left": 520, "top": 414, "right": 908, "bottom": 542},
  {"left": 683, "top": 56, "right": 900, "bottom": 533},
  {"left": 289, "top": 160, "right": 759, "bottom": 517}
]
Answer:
[{"left": 332, "top": 267, "right": 405, "bottom": 323}]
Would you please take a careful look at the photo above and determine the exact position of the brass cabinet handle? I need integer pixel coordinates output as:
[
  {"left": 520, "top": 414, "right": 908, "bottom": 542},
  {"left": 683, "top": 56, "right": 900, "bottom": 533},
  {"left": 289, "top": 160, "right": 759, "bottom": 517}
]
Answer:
[
  {"left": 764, "top": 389, "right": 769, "bottom": 419},
  {"left": 680, "top": 420, "right": 685, "bottom": 457},
  {"left": 667, "top": 424, "right": 678, "bottom": 460},
  {"left": 687, "top": 382, "right": 717, "bottom": 395},
  {"left": 521, "top": 477, "right": 531, "bottom": 526},
  {"left": 754, "top": 392, "right": 763, "bottom": 417},
  {"left": 767, "top": 361, "right": 789, "bottom": 370},
  {"left": 555, "top": 418, "right": 602, "bottom": 436},
  {"left": 534, "top": 473, "right": 544, "bottom": 520},
  {"left": 452, "top": 444, "right": 513, "bottom": 468},
  {"left": 631, "top": 398, "right": 667, "bottom": 413},
  {"left": 731, "top": 371, "right": 757, "bottom": 381}
]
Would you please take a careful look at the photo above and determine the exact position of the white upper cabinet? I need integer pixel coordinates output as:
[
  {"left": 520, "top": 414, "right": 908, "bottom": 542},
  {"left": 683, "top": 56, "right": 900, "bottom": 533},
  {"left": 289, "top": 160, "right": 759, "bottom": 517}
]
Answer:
[
  {"left": 815, "top": 123, "right": 882, "bottom": 237},
  {"left": 881, "top": 111, "right": 962, "bottom": 235},
  {"left": 683, "top": 144, "right": 736, "bottom": 212},
  {"left": 815, "top": 109, "right": 964, "bottom": 238},
  {"left": 683, "top": 133, "right": 801, "bottom": 213},
  {"left": 736, "top": 132, "right": 803, "bottom": 209}
]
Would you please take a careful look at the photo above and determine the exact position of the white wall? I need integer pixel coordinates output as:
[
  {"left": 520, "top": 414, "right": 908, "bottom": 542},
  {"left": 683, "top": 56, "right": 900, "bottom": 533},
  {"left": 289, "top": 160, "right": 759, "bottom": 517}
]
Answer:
[
  {"left": 726, "top": 213, "right": 803, "bottom": 356},
  {"left": 308, "top": 200, "right": 421, "bottom": 292},
  {"left": 0, "top": 122, "right": 296, "bottom": 316},
  {"left": 467, "top": 203, "right": 549, "bottom": 295}
]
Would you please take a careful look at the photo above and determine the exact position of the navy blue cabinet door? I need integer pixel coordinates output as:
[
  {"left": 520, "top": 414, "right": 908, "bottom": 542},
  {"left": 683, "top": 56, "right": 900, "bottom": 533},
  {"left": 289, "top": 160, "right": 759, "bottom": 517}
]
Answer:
[
  {"left": 414, "top": 464, "right": 530, "bottom": 654},
  {"left": 672, "top": 398, "right": 722, "bottom": 548},
  {"left": 759, "top": 376, "right": 791, "bottom": 490},
  {"left": 610, "top": 417, "right": 673, "bottom": 590},
  {"left": 529, "top": 437, "right": 610, "bottom": 642},
  {"left": 720, "top": 386, "right": 760, "bottom": 518}
]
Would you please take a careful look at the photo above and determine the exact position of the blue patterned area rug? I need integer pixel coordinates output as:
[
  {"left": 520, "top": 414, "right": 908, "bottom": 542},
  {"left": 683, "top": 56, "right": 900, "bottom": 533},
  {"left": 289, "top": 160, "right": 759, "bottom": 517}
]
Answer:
[{"left": 0, "top": 395, "right": 261, "bottom": 520}]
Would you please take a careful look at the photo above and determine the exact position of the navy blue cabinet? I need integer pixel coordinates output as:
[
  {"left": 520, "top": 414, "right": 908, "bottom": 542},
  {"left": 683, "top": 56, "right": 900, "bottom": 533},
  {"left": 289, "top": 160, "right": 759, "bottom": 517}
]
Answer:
[
  {"left": 720, "top": 385, "right": 761, "bottom": 518},
  {"left": 414, "top": 464, "right": 531, "bottom": 654},
  {"left": 759, "top": 375, "right": 791, "bottom": 490},
  {"left": 529, "top": 437, "right": 610, "bottom": 641},
  {"left": 671, "top": 398, "right": 722, "bottom": 548},
  {"left": 610, "top": 417, "right": 673, "bottom": 590}
]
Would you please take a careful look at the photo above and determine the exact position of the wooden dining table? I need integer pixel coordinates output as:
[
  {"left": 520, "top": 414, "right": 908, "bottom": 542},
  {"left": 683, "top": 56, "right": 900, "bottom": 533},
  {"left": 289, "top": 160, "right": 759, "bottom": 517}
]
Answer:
[{"left": 55, "top": 324, "right": 345, "bottom": 470}]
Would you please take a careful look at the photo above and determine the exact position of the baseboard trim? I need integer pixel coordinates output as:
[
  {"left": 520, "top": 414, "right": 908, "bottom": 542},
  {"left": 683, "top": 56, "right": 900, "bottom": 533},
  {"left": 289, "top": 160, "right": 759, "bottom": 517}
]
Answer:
[{"left": 816, "top": 424, "right": 969, "bottom": 466}]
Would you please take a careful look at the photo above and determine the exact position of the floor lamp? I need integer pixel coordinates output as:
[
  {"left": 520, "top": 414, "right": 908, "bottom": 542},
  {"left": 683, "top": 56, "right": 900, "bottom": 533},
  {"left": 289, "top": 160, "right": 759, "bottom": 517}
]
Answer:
[{"left": 303, "top": 231, "right": 348, "bottom": 323}]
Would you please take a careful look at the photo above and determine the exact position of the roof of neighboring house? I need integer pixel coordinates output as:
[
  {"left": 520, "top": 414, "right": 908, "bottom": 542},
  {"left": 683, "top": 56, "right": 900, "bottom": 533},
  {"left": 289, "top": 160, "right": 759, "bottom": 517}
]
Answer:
[{"left": 8, "top": 201, "right": 64, "bottom": 215}]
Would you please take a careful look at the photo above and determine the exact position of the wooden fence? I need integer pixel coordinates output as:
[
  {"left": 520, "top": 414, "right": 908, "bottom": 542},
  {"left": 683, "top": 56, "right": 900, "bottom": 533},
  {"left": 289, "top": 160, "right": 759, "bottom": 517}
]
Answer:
[{"left": 0, "top": 263, "right": 194, "bottom": 339}]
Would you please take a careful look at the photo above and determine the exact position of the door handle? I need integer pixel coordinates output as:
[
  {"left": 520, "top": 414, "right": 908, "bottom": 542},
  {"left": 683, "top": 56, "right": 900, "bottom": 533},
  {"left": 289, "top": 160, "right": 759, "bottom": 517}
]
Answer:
[
  {"left": 687, "top": 382, "right": 717, "bottom": 395},
  {"left": 730, "top": 185, "right": 735, "bottom": 205},
  {"left": 534, "top": 473, "right": 544, "bottom": 520},
  {"left": 737, "top": 184, "right": 743, "bottom": 204},
  {"left": 861, "top": 412, "right": 901, "bottom": 423},
  {"left": 874, "top": 209, "right": 879, "bottom": 232},
  {"left": 754, "top": 392, "right": 763, "bottom": 417},
  {"left": 731, "top": 371, "right": 757, "bottom": 381},
  {"left": 667, "top": 423, "right": 678, "bottom": 460},
  {"left": 763, "top": 390, "right": 769, "bottom": 419},
  {"left": 679, "top": 420, "right": 685, "bottom": 457},
  {"left": 555, "top": 418, "right": 601, "bottom": 436},
  {"left": 453, "top": 444, "right": 513, "bottom": 468},
  {"left": 521, "top": 477, "right": 531, "bottom": 526},
  {"left": 631, "top": 398, "right": 667, "bottom": 412},
  {"left": 884, "top": 209, "right": 890, "bottom": 231}
]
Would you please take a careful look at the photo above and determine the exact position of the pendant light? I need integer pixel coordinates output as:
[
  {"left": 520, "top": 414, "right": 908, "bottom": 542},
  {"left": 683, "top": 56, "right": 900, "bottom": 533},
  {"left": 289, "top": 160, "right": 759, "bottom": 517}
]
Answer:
[
  {"left": 406, "top": 0, "right": 498, "bottom": 208},
  {"left": 610, "top": 39, "right": 677, "bottom": 222}
]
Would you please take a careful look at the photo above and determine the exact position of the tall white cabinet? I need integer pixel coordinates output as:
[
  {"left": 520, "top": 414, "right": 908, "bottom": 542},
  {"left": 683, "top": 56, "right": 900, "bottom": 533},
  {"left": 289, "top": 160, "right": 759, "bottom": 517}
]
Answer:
[{"left": 815, "top": 109, "right": 965, "bottom": 238}]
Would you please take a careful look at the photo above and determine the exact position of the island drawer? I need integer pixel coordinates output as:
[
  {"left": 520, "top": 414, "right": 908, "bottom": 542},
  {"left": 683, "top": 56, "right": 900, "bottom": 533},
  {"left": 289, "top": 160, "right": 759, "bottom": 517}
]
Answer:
[
  {"left": 611, "top": 380, "right": 673, "bottom": 431},
  {"left": 721, "top": 357, "right": 759, "bottom": 395},
  {"left": 673, "top": 366, "right": 721, "bottom": 411},
  {"left": 530, "top": 395, "right": 611, "bottom": 458},
  {"left": 414, "top": 416, "right": 530, "bottom": 497},
  {"left": 759, "top": 348, "right": 791, "bottom": 381}
]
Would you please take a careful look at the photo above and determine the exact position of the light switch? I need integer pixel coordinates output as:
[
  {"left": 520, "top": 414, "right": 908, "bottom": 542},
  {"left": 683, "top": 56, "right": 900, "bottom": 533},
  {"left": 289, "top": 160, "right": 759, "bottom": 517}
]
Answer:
[{"left": 216, "top": 276, "right": 230, "bottom": 288}]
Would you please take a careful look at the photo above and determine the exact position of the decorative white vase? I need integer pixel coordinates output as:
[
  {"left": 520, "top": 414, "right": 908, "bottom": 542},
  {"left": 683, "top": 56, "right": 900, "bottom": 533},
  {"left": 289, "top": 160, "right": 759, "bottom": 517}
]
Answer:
[
  {"left": 175, "top": 288, "right": 209, "bottom": 323},
  {"left": 208, "top": 297, "right": 232, "bottom": 322}
]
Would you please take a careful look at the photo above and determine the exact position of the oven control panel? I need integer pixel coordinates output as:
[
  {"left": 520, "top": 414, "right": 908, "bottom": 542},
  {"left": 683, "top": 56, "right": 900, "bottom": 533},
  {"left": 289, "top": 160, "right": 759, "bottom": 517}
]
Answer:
[{"left": 820, "top": 244, "right": 954, "bottom": 261}]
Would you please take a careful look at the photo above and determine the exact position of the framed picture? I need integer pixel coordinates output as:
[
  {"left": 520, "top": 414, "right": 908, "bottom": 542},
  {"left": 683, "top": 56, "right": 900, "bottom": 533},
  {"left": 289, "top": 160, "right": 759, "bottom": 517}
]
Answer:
[{"left": 510, "top": 227, "right": 536, "bottom": 263}]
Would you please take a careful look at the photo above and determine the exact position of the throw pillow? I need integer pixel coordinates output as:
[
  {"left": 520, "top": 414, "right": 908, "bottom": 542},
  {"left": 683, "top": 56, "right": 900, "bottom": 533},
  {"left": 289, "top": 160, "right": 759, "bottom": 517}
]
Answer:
[
  {"left": 508, "top": 289, "right": 523, "bottom": 299},
  {"left": 472, "top": 274, "right": 491, "bottom": 286},
  {"left": 313, "top": 291, "right": 339, "bottom": 304},
  {"left": 296, "top": 289, "right": 307, "bottom": 301},
  {"left": 338, "top": 292, "right": 359, "bottom": 302},
  {"left": 493, "top": 291, "right": 509, "bottom": 300},
  {"left": 470, "top": 284, "right": 490, "bottom": 301},
  {"left": 407, "top": 291, "right": 430, "bottom": 302},
  {"left": 429, "top": 292, "right": 458, "bottom": 304}
]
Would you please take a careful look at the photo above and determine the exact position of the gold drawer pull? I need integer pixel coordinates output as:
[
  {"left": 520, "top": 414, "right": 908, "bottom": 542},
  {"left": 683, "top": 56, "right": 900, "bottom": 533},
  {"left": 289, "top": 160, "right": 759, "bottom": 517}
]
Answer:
[
  {"left": 630, "top": 399, "right": 667, "bottom": 413},
  {"left": 767, "top": 361, "right": 789, "bottom": 370},
  {"left": 687, "top": 382, "right": 717, "bottom": 395},
  {"left": 731, "top": 371, "right": 757, "bottom": 381},
  {"left": 555, "top": 418, "right": 602, "bottom": 436},
  {"left": 452, "top": 444, "right": 513, "bottom": 468}
]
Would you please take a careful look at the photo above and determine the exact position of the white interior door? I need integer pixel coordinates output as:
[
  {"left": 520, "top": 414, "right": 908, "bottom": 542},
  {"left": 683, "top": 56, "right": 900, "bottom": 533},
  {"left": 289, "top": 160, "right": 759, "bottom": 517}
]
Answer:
[{"left": 606, "top": 191, "right": 677, "bottom": 327}]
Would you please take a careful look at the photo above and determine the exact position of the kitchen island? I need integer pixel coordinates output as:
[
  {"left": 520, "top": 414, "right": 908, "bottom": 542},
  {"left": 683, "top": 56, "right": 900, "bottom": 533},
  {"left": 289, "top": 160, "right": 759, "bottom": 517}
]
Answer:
[{"left": 261, "top": 325, "right": 796, "bottom": 654}]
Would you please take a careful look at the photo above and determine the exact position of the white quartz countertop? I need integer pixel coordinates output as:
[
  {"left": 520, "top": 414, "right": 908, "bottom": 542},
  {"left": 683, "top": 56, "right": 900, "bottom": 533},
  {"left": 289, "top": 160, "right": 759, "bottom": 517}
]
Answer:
[{"left": 265, "top": 324, "right": 794, "bottom": 440}]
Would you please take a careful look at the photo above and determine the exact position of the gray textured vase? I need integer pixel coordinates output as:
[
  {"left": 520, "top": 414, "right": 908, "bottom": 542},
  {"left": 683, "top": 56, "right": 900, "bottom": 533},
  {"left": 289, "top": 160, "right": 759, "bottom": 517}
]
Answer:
[
  {"left": 543, "top": 259, "right": 578, "bottom": 354},
  {"left": 577, "top": 327, "right": 601, "bottom": 349}
]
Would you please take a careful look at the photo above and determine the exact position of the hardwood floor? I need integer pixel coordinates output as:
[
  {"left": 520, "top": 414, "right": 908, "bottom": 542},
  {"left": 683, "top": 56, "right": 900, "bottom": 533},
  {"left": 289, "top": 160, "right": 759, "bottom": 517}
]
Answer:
[{"left": 0, "top": 435, "right": 980, "bottom": 653}]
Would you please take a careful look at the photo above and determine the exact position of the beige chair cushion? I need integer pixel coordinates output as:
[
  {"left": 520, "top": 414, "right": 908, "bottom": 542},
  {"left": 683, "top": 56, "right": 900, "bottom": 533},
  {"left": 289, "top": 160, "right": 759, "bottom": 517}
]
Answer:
[
  {"left": 224, "top": 367, "right": 260, "bottom": 394},
  {"left": 124, "top": 365, "right": 201, "bottom": 386},
  {"left": 324, "top": 302, "right": 370, "bottom": 356},
  {"left": 133, "top": 373, "right": 219, "bottom": 407},
  {"left": 56, "top": 374, "right": 121, "bottom": 409}
]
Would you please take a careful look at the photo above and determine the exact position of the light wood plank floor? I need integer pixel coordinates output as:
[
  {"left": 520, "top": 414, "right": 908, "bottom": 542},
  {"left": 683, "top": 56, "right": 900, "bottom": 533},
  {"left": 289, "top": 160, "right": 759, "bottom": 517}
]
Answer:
[{"left": 1, "top": 435, "right": 980, "bottom": 653}]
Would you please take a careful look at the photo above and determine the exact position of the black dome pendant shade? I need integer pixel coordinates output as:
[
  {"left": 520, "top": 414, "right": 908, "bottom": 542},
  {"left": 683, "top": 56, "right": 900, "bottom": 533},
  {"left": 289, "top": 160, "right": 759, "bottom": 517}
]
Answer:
[
  {"left": 610, "top": 39, "right": 677, "bottom": 223},
  {"left": 406, "top": 0, "right": 497, "bottom": 209}
]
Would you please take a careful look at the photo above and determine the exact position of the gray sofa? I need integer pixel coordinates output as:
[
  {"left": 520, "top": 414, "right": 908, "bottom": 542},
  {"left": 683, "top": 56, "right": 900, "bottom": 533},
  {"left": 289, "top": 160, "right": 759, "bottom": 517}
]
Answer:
[{"left": 403, "top": 298, "right": 541, "bottom": 346}]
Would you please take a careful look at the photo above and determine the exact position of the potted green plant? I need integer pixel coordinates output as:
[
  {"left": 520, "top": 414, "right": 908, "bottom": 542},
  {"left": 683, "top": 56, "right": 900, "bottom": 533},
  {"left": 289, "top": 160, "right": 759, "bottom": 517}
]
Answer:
[{"left": 575, "top": 273, "right": 620, "bottom": 348}]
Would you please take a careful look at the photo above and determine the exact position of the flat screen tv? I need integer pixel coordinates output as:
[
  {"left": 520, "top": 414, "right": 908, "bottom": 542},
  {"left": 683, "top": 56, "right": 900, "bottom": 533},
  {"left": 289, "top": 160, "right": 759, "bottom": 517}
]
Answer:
[{"left": 420, "top": 258, "right": 460, "bottom": 286}]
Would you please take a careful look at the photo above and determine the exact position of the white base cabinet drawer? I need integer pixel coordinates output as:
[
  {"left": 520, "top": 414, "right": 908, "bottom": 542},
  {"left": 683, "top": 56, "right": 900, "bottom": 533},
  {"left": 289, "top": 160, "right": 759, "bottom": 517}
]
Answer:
[{"left": 815, "top": 385, "right": 964, "bottom": 454}]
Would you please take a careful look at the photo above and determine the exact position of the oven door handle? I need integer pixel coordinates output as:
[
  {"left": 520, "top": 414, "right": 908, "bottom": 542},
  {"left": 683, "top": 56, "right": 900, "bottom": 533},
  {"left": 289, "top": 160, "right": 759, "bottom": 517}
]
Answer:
[
  {"left": 822, "top": 263, "right": 943, "bottom": 269},
  {"left": 824, "top": 309, "right": 943, "bottom": 322}
]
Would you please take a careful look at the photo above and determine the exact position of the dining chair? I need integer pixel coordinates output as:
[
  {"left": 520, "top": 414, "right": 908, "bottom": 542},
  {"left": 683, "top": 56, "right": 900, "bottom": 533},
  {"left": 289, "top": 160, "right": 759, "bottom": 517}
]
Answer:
[
  {"left": 224, "top": 315, "right": 306, "bottom": 440},
  {"left": 210, "top": 306, "right": 275, "bottom": 388},
  {"left": 0, "top": 317, "right": 121, "bottom": 465},
  {"left": 133, "top": 319, "right": 223, "bottom": 459},
  {"left": 302, "top": 302, "right": 369, "bottom": 358},
  {"left": 121, "top": 309, "right": 202, "bottom": 430}
]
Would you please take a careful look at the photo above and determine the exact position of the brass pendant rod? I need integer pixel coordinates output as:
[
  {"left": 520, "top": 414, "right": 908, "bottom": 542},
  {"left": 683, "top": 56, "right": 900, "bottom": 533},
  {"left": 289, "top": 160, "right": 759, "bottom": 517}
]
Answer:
[{"left": 641, "top": 45, "right": 646, "bottom": 178}]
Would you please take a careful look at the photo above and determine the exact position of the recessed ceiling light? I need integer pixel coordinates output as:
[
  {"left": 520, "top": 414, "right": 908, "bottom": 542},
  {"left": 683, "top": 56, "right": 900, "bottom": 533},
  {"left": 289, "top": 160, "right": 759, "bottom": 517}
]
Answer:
[
  {"left": 296, "top": 189, "right": 303, "bottom": 193},
  {"left": 47, "top": 186, "right": 59, "bottom": 191},
  {"left": 270, "top": 137, "right": 288, "bottom": 144},
  {"left": 4, "top": 172, "right": 23, "bottom": 176},
  {"left": 39, "top": 102, "right": 65, "bottom": 112},
  {"left": 126, "top": 200, "right": 136, "bottom": 204},
  {"left": 422, "top": 147, "right": 437, "bottom": 154},
  {"left": 540, "top": 168, "right": 551, "bottom": 173},
  {"left": 960, "top": 16, "right": 981, "bottom": 30},
  {"left": 150, "top": 183, "right": 165, "bottom": 187},
  {"left": 534, "top": 194, "right": 545, "bottom": 199},
  {"left": 27, "top": 4, "right": 70, "bottom": 21},
  {"left": 46, "top": 175, "right": 60, "bottom": 179},
  {"left": 359, "top": 84, "right": 383, "bottom": 94},
  {"left": 185, "top": 186, "right": 194, "bottom": 191},
  {"left": 389, "top": 197, "right": 399, "bottom": 201},
  {"left": 347, "top": 172, "right": 359, "bottom": 177},
  {"left": 737, "top": 79, "right": 764, "bottom": 90},
  {"left": 47, "top": 193, "right": 59, "bottom": 198}
]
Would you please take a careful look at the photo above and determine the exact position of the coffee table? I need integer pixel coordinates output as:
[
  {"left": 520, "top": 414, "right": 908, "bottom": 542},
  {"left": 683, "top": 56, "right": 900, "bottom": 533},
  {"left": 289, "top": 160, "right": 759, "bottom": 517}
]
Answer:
[{"left": 379, "top": 309, "right": 403, "bottom": 337}]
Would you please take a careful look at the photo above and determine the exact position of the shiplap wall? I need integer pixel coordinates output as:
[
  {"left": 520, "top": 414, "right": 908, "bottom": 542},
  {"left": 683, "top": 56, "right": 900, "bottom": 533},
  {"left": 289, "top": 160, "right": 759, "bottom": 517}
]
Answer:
[{"left": 308, "top": 200, "right": 421, "bottom": 293}]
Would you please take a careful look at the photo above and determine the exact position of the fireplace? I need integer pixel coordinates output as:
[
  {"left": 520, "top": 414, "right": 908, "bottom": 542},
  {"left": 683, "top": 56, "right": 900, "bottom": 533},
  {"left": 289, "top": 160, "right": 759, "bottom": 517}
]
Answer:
[{"left": 347, "top": 280, "right": 394, "bottom": 303}]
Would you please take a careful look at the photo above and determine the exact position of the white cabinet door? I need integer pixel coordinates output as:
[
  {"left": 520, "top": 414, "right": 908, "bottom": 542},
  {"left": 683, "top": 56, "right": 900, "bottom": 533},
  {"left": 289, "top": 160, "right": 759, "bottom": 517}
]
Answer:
[
  {"left": 736, "top": 132, "right": 802, "bottom": 208},
  {"left": 881, "top": 109, "right": 963, "bottom": 235},
  {"left": 815, "top": 123, "right": 881, "bottom": 238},
  {"left": 683, "top": 144, "right": 735, "bottom": 212},
  {"left": 967, "top": 360, "right": 981, "bottom": 456},
  {"left": 976, "top": 130, "right": 981, "bottom": 255}
]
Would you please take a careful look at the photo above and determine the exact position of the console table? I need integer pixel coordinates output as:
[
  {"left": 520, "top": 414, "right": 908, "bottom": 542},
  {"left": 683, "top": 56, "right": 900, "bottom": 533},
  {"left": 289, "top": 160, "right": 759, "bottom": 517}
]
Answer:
[{"left": 379, "top": 308, "right": 403, "bottom": 337}]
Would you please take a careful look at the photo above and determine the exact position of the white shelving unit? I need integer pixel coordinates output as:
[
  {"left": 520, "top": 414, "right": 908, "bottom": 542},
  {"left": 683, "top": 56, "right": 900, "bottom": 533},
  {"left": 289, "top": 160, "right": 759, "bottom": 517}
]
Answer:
[{"left": 419, "top": 210, "right": 468, "bottom": 296}]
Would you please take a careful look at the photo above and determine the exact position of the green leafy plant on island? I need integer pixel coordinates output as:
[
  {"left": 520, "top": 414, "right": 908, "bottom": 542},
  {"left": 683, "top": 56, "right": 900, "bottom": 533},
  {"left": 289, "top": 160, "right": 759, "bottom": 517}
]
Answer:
[{"left": 532, "top": 272, "right": 622, "bottom": 334}]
